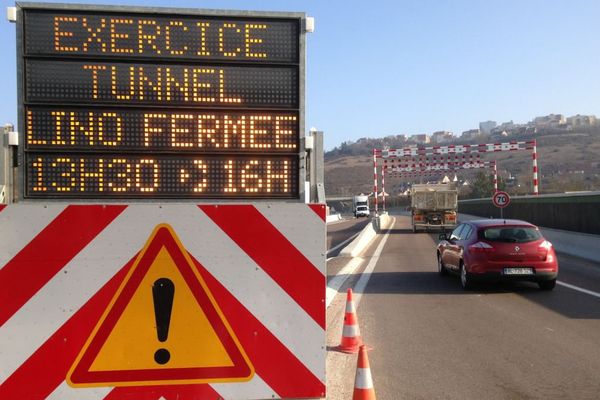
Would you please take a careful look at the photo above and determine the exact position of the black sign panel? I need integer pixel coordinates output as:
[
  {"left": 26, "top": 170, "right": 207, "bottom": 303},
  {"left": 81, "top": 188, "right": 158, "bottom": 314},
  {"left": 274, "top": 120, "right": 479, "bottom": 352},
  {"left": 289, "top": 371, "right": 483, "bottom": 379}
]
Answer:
[
  {"left": 24, "top": 11, "right": 299, "bottom": 62},
  {"left": 26, "top": 60, "right": 298, "bottom": 108},
  {"left": 26, "top": 107, "right": 298, "bottom": 152},
  {"left": 19, "top": 5, "right": 303, "bottom": 199},
  {"left": 27, "top": 154, "right": 297, "bottom": 198}
]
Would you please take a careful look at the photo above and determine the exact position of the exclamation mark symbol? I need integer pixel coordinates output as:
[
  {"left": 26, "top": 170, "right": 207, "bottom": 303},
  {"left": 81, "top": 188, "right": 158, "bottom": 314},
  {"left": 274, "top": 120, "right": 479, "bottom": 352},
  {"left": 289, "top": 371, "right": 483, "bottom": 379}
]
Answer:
[{"left": 152, "top": 278, "right": 175, "bottom": 365}]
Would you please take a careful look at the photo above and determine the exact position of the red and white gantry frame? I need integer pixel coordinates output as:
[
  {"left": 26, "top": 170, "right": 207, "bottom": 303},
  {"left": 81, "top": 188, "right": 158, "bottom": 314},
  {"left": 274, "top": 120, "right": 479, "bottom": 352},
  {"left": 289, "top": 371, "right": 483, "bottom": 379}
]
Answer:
[{"left": 372, "top": 140, "right": 538, "bottom": 214}]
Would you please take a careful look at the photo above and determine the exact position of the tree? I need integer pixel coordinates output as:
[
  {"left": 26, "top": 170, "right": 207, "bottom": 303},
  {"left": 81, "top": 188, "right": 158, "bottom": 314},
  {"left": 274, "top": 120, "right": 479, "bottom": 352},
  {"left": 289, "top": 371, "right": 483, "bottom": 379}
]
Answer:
[{"left": 467, "top": 171, "right": 505, "bottom": 199}]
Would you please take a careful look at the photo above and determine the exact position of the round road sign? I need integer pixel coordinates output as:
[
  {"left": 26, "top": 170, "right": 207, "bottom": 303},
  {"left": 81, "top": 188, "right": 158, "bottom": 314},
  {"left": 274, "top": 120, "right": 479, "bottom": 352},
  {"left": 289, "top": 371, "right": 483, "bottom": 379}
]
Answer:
[{"left": 492, "top": 191, "right": 511, "bottom": 208}]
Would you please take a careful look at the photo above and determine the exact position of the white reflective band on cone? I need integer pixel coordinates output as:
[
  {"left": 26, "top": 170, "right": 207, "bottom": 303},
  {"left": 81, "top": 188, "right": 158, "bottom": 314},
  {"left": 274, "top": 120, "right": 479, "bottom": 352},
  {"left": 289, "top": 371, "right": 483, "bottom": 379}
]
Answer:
[
  {"left": 345, "top": 301, "right": 356, "bottom": 313},
  {"left": 355, "top": 368, "right": 374, "bottom": 389},
  {"left": 343, "top": 324, "right": 360, "bottom": 337}
]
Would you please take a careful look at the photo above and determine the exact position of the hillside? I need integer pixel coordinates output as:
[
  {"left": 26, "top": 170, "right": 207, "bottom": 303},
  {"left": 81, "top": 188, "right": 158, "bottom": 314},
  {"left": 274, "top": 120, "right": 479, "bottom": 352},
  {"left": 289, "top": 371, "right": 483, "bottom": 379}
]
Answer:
[{"left": 324, "top": 129, "right": 600, "bottom": 197}]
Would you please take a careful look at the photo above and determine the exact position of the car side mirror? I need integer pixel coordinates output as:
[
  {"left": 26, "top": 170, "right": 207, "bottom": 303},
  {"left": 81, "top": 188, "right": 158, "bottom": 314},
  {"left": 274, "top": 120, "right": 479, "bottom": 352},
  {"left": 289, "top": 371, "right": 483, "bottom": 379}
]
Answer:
[{"left": 439, "top": 233, "right": 448, "bottom": 241}]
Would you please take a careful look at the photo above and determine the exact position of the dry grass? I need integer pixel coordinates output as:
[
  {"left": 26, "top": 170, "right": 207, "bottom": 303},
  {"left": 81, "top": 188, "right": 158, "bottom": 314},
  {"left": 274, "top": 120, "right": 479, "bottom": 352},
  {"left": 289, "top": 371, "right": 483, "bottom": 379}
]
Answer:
[{"left": 325, "top": 133, "right": 600, "bottom": 196}]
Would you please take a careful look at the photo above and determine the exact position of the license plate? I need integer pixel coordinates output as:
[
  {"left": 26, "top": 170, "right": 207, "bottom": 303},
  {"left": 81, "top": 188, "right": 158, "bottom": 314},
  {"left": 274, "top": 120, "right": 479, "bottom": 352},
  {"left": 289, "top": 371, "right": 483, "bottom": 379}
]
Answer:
[{"left": 503, "top": 267, "right": 534, "bottom": 275}]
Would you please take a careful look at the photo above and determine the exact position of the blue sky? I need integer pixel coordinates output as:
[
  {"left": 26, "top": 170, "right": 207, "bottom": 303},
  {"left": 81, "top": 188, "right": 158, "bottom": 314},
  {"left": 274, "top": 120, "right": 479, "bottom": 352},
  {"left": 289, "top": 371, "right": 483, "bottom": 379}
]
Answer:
[{"left": 2, "top": 0, "right": 599, "bottom": 150}]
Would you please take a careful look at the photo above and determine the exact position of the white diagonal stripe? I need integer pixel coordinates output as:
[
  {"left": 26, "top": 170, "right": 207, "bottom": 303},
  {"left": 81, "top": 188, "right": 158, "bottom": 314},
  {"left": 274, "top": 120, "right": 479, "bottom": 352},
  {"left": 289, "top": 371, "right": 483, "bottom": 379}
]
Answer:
[
  {"left": 46, "top": 373, "right": 275, "bottom": 400},
  {"left": 0, "top": 204, "right": 66, "bottom": 270},
  {"left": 171, "top": 207, "right": 325, "bottom": 381},
  {"left": 0, "top": 206, "right": 163, "bottom": 382},
  {"left": 253, "top": 203, "right": 325, "bottom": 273},
  {"left": 46, "top": 382, "right": 112, "bottom": 400},
  {"left": 211, "top": 373, "right": 275, "bottom": 400},
  {"left": 0, "top": 204, "right": 325, "bottom": 387}
]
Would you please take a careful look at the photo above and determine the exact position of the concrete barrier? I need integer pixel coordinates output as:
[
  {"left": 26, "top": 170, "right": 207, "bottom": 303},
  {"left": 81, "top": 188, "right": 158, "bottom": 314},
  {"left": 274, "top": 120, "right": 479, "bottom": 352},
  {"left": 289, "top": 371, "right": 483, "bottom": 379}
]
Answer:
[
  {"left": 339, "top": 213, "right": 392, "bottom": 257},
  {"left": 534, "top": 228, "right": 600, "bottom": 263},
  {"left": 326, "top": 213, "right": 343, "bottom": 223}
]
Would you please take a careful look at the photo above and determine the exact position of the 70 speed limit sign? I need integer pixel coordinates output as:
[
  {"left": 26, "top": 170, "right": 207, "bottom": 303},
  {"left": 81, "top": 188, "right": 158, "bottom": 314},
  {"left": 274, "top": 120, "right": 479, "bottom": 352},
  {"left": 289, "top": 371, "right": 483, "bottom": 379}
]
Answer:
[{"left": 492, "top": 191, "right": 511, "bottom": 208}]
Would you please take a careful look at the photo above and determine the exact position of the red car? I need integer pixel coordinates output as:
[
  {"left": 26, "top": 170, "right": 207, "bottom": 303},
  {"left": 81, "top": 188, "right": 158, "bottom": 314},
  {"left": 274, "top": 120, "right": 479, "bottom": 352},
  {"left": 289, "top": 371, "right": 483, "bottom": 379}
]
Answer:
[{"left": 437, "top": 219, "right": 558, "bottom": 290}]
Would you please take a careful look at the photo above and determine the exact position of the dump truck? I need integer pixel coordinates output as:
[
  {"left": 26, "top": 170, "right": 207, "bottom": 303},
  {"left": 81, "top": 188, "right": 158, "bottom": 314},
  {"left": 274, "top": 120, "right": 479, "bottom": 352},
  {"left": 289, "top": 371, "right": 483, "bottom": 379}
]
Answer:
[
  {"left": 353, "top": 194, "right": 370, "bottom": 217},
  {"left": 410, "top": 183, "right": 458, "bottom": 232}
]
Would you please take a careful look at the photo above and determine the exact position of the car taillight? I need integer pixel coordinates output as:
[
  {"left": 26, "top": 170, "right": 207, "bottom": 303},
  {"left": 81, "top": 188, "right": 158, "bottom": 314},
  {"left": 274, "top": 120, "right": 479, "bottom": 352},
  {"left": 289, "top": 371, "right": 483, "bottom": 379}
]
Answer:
[
  {"left": 445, "top": 213, "right": 456, "bottom": 221},
  {"left": 538, "top": 240, "right": 553, "bottom": 260},
  {"left": 468, "top": 242, "right": 495, "bottom": 253},
  {"left": 414, "top": 215, "right": 424, "bottom": 222}
]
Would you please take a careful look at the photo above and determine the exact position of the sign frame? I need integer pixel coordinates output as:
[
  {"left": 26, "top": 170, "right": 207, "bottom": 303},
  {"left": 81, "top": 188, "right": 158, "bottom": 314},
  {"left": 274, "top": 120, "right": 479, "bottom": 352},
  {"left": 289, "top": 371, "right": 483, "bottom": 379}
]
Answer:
[{"left": 15, "top": 2, "right": 307, "bottom": 202}]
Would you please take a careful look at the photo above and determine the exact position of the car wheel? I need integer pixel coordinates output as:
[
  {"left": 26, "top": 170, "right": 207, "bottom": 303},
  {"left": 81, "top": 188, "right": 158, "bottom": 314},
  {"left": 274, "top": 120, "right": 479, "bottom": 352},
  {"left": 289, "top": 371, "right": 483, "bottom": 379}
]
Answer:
[
  {"left": 460, "top": 262, "right": 472, "bottom": 290},
  {"left": 538, "top": 279, "right": 556, "bottom": 291},
  {"left": 437, "top": 253, "right": 448, "bottom": 276}
]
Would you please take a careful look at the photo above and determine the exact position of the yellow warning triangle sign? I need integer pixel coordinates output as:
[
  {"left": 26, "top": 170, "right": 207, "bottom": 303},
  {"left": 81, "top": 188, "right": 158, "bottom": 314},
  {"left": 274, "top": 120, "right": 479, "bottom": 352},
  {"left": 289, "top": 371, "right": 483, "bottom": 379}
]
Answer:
[{"left": 67, "top": 224, "right": 254, "bottom": 387}]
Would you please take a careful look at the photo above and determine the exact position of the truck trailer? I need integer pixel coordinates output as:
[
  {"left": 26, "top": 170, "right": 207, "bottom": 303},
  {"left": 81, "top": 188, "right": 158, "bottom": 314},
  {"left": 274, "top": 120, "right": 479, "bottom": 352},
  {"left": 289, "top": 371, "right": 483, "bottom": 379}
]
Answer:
[{"left": 410, "top": 183, "right": 458, "bottom": 232}]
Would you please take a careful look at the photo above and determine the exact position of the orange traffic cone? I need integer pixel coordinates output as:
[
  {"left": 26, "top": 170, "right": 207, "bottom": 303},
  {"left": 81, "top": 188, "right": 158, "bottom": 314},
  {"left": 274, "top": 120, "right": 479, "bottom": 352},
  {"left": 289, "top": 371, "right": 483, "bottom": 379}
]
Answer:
[
  {"left": 336, "top": 288, "right": 362, "bottom": 353},
  {"left": 353, "top": 345, "right": 376, "bottom": 400}
]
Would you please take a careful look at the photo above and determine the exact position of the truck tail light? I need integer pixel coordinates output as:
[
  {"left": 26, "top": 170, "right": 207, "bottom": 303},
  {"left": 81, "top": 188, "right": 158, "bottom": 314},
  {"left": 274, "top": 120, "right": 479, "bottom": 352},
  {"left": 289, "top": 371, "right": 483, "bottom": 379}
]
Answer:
[{"left": 413, "top": 214, "right": 424, "bottom": 222}]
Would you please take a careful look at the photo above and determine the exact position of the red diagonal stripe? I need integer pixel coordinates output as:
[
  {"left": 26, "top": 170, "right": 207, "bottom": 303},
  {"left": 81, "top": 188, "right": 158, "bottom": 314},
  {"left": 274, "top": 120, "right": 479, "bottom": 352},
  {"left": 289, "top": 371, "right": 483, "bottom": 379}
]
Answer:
[
  {"left": 192, "top": 256, "right": 325, "bottom": 398},
  {"left": 0, "top": 205, "right": 126, "bottom": 326},
  {"left": 104, "top": 384, "right": 222, "bottom": 400},
  {"left": 0, "top": 252, "right": 324, "bottom": 399},
  {"left": 1, "top": 216, "right": 324, "bottom": 399},
  {"left": 309, "top": 204, "right": 326, "bottom": 222},
  {"left": 0, "top": 259, "right": 133, "bottom": 399},
  {"left": 200, "top": 205, "right": 325, "bottom": 329},
  {"left": 0, "top": 205, "right": 6, "bottom": 213}
]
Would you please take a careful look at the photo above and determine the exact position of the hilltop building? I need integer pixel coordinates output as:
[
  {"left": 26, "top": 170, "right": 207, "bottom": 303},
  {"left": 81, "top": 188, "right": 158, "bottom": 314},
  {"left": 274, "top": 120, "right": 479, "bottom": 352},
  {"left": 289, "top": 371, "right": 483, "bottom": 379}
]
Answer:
[
  {"left": 567, "top": 114, "right": 597, "bottom": 127},
  {"left": 532, "top": 114, "right": 566, "bottom": 128},
  {"left": 431, "top": 131, "right": 454, "bottom": 143},
  {"left": 409, "top": 134, "right": 431, "bottom": 144},
  {"left": 461, "top": 129, "right": 480, "bottom": 139},
  {"left": 479, "top": 121, "right": 497, "bottom": 135}
]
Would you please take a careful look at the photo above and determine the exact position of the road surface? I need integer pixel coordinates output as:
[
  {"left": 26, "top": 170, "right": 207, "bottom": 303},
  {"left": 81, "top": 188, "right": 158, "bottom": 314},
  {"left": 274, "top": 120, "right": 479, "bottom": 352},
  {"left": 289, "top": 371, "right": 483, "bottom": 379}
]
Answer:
[{"left": 326, "top": 212, "right": 600, "bottom": 399}]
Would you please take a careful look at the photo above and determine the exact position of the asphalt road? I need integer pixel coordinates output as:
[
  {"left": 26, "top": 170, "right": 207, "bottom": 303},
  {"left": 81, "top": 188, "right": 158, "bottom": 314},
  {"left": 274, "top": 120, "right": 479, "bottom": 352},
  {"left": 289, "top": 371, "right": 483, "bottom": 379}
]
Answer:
[
  {"left": 326, "top": 216, "right": 370, "bottom": 259},
  {"left": 326, "top": 212, "right": 600, "bottom": 400}
]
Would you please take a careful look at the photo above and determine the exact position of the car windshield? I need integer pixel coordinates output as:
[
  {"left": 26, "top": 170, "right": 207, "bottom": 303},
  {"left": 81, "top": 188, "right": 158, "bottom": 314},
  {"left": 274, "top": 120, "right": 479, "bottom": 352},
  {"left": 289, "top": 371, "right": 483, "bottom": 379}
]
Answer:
[{"left": 480, "top": 226, "right": 542, "bottom": 243}]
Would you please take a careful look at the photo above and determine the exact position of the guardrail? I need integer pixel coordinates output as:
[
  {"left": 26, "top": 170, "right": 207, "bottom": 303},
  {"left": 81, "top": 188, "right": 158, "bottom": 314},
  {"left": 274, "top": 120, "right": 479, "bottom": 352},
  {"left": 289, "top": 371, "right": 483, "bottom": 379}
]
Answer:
[{"left": 459, "top": 191, "right": 600, "bottom": 235}]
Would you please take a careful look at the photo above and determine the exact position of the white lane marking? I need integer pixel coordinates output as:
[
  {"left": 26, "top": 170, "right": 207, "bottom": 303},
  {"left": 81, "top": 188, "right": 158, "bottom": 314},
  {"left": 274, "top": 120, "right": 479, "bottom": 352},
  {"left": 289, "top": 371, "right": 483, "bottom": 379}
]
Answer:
[
  {"left": 557, "top": 281, "right": 600, "bottom": 299},
  {"left": 327, "top": 218, "right": 348, "bottom": 225},
  {"left": 326, "top": 231, "right": 361, "bottom": 257},
  {"left": 353, "top": 217, "right": 395, "bottom": 307},
  {"left": 326, "top": 257, "right": 364, "bottom": 308}
]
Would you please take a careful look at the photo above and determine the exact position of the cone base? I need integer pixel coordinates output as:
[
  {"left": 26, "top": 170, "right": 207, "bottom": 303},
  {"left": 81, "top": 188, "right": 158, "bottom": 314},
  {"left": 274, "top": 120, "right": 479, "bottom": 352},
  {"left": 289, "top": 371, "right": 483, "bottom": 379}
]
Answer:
[
  {"left": 334, "top": 344, "right": 361, "bottom": 354},
  {"left": 353, "top": 387, "right": 376, "bottom": 400}
]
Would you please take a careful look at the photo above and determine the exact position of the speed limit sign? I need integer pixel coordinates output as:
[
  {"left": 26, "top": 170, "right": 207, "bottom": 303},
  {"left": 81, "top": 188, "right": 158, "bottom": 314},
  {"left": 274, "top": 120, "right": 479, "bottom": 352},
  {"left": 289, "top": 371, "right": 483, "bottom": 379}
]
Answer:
[{"left": 492, "top": 191, "right": 511, "bottom": 208}]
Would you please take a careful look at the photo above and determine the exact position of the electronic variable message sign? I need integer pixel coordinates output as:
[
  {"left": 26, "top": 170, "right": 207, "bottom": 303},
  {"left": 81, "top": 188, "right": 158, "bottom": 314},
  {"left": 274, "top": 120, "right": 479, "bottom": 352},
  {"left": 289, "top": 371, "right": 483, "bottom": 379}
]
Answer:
[{"left": 17, "top": 3, "right": 305, "bottom": 199}]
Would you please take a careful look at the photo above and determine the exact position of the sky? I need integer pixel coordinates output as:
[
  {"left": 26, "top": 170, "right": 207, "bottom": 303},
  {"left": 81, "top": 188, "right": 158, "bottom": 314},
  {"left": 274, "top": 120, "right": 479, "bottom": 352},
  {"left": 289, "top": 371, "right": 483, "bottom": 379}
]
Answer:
[{"left": 1, "top": 0, "right": 600, "bottom": 150}]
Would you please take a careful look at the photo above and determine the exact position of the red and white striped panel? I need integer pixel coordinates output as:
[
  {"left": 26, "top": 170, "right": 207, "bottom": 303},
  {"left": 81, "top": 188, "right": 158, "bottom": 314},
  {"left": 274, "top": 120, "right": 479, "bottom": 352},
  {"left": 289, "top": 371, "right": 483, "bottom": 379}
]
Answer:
[
  {"left": 0, "top": 204, "right": 326, "bottom": 400},
  {"left": 379, "top": 141, "right": 534, "bottom": 158},
  {"left": 391, "top": 160, "right": 493, "bottom": 173}
]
